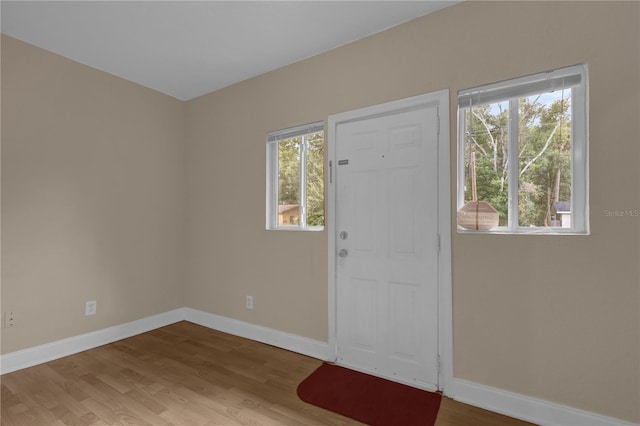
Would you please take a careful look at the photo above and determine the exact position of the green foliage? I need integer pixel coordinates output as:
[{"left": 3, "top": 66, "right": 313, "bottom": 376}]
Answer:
[
  {"left": 464, "top": 92, "right": 572, "bottom": 227},
  {"left": 306, "top": 132, "right": 325, "bottom": 226},
  {"left": 278, "top": 137, "right": 301, "bottom": 209},
  {"left": 278, "top": 132, "right": 324, "bottom": 226}
]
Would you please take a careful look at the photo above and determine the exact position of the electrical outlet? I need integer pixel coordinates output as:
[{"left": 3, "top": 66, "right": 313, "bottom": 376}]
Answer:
[
  {"left": 246, "top": 295, "right": 253, "bottom": 310},
  {"left": 4, "top": 311, "right": 16, "bottom": 328},
  {"left": 85, "top": 300, "right": 97, "bottom": 316}
]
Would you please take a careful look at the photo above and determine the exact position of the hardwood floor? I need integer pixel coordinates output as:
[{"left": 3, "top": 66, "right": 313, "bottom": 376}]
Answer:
[{"left": 1, "top": 321, "right": 534, "bottom": 425}]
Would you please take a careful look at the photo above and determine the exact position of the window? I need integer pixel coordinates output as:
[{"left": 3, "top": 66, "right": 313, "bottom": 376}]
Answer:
[
  {"left": 457, "top": 64, "right": 588, "bottom": 234},
  {"left": 266, "top": 122, "right": 324, "bottom": 230}
]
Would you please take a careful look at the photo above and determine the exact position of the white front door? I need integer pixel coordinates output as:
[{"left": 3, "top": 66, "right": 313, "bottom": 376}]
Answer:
[{"left": 331, "top": 92, "right": 444, "bottom": 391}]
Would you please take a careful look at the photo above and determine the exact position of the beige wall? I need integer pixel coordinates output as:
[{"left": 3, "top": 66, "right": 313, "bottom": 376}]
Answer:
[
  {"left": 1, "top": 36, "right": 187, "bottom": 353},
  {"left": 185, "top": 2, "right": 639, "bottom": 423},
  {"left": 2, "top": 1, "right": 639, "bottom": 423}
]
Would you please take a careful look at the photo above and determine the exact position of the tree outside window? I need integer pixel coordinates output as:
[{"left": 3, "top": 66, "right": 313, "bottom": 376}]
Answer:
[
  {"left": 267, "top": 123, "right": 324, "bottom": 230},
  {"left": 458, "top": 65, "right": 588, "bottom": 234}
]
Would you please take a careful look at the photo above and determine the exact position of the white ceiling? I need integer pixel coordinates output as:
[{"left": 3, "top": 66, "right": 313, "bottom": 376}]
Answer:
[{"left": 1, "top": 1, "right": 458, "bottom": 100}]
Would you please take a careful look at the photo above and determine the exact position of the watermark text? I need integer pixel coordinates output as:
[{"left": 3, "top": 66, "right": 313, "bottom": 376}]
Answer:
[{"left": 603, "top": 209, "right": 639, "bottom": 217}]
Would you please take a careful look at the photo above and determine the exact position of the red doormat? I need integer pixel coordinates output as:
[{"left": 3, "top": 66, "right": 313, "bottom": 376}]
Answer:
[{"left": 297, "top": 363, "right": 441, "bottom": 426}]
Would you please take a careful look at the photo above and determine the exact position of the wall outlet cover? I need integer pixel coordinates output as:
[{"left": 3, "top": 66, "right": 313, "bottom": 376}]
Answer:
[
  {"left": 85, "top": 301, "right": 97, "bottom": 316},
  {"left": 4, "top": 311, "right": 16, "bottom": 328}
]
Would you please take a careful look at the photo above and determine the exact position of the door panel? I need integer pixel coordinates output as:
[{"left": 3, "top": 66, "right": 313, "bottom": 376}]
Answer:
[
  {"left": 335, "top": 103, "right": 440, "bottom": 390},
  {"left": 350, "top": 277, "right": 377, "bottom": 351},
  {"left": 389, "top": 166, "right": 419, "bottom": 256},
  {"left": 352, "top": 171, "right": 377, "bottom": 252}
]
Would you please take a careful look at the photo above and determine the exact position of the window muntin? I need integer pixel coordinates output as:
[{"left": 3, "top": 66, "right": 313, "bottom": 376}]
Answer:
[
  {"left": 267, "top": 122, "right": 324, "bottom": 230},
  {"left": 457, "top": 65, "right": 588, "bottom": 234}
]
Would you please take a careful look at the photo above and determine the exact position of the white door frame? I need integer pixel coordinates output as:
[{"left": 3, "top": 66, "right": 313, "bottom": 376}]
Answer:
[{"left": 327, "top": 90, "right": 453, "bottom": 395}]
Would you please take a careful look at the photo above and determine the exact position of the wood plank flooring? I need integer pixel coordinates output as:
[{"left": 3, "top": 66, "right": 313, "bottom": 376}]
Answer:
[{"left": 1, "top": 321, "right": 535, "bottom": 425}]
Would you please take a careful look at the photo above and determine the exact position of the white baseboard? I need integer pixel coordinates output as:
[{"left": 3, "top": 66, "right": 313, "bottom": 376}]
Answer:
[
  {"left": 2, "top": 309, "right": 636, "bottom": 426},
  {"left": 0, "top": 308, "right": 186, "bottom": 375},
  {"left": 452, "top": 378, "right": 638, "bottom": 426},
  {"left": 0, "top": 307, "right": 329, "bottom": 375},
  {"left": 183, "top": 307, "right": 329, "bottom": 361}
]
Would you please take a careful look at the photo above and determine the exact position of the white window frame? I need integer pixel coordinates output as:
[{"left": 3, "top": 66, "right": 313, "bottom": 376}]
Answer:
[
  {"left": 457, "top": 64, "right": 589, "bottom": 234},
  {"left": 266, "top": 121, "right": 324, "bottom": 231}
]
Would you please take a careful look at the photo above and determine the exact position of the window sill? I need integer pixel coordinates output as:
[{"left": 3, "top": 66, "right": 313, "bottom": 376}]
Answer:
[
  {"left": 457, "top": 226, "right": 589, "bottom": 235},
  {"left": 266, "top": 226, "right": 325, "bottom": 232}
]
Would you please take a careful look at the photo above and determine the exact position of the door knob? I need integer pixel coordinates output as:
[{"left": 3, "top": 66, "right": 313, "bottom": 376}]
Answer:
[{"left": 338, "top": 249, "right": 348, "bottom": 258}]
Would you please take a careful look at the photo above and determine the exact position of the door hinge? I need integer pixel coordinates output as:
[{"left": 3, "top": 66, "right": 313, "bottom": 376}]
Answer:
[
  {"left": 437, "top": 234, "right": 441, "bottom": 254},
  {"left": 436, "top": 106, "right": 441, "bottom": 137},
  {"left": 437, "top": 355, "right": 441, "bottom": 373}
]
